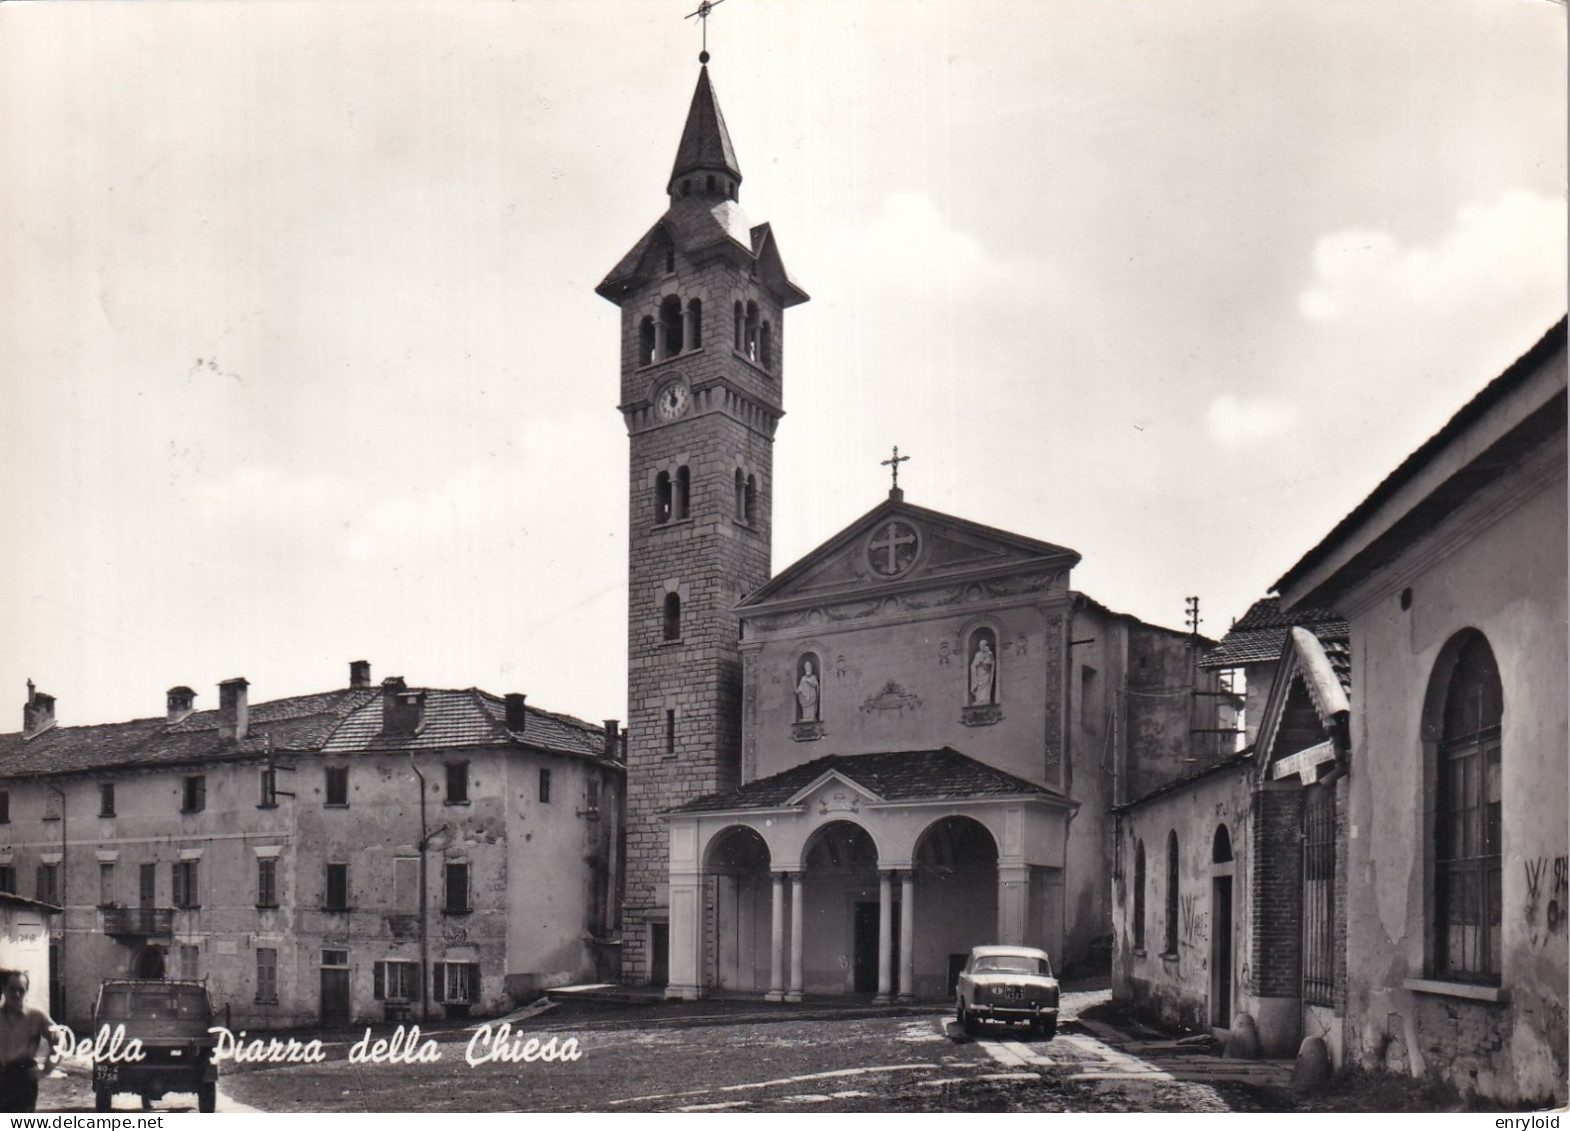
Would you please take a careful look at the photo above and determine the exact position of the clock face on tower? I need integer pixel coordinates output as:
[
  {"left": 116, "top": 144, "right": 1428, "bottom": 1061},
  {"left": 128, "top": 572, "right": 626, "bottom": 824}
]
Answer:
[{"left": 656, "top": 380, "right": 691, "bottom": 421}]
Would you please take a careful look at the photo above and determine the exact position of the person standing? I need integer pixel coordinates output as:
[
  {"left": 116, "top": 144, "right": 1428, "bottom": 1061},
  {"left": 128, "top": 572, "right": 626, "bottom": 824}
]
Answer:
[{"left": 0, "top": 970, "right": 57, "bottom": 1112}]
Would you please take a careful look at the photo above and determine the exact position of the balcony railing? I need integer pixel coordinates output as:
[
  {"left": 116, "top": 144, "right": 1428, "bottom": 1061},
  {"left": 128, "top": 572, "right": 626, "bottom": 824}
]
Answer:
[{"left": 101, "top": 907, "right": 174, "bottom": 937}]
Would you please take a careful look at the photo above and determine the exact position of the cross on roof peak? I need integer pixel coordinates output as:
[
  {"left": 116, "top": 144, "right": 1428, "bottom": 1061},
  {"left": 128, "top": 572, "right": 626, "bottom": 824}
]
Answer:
[{"left": 881, "top": 446, "right": 910, "bottom": 498}]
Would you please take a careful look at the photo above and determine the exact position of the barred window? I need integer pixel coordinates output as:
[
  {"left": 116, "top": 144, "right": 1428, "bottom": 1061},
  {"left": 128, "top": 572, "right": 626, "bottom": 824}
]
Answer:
[
  {"left": 1433, "top": 631, "right": 1502, "bottom": 983},
  {"left": 1302, "top": 785, "right": 1335, "bottom": 1006}
]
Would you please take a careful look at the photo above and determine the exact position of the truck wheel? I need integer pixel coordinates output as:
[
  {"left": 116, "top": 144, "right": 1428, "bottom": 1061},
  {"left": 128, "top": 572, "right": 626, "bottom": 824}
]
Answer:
[
  {"left": 94, "top": 1089, "right": 112, "bottom": 1112},
  {"left": 198, "top": 1083, "right": 217, "bottom": 1114}
]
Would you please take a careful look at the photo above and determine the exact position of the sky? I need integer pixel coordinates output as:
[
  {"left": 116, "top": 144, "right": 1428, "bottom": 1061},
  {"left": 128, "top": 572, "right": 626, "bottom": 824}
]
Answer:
[{"left": 0, "top": 0, "right": 1563, "bottom": 730}]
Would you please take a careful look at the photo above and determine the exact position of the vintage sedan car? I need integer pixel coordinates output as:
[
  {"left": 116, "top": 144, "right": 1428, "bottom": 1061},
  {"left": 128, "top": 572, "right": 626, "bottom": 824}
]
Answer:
[
  {"left": 955, "top": 944, "right": 1060, "bottom": 1039},
  {"left": 91, "top": 979, "right": 219, "bottom": 1112}
]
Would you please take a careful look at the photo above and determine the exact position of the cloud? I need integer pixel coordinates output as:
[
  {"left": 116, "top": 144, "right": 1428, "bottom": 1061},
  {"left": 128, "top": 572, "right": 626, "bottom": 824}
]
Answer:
[
  {"left": 1298, "top": 190, "right": 1566, "bottom": 323},
  {"left": 1206, "top": 394, "right": 1299, "bottom": 447}
]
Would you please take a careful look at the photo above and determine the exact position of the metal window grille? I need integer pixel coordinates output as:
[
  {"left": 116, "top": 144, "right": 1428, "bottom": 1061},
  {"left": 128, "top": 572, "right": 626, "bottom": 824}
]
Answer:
[{"left": 1302, "top": 785, "right": 1336, "bottom": 1006}]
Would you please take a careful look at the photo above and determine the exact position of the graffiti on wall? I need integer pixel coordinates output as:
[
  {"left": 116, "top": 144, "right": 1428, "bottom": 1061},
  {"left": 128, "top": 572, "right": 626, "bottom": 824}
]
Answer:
[
  {"left": 1180, "top": 892, "right": 1208, "bottom": 948},
  {"left": 1524, "top": 855, "right": 1569, "bottom": 945}
]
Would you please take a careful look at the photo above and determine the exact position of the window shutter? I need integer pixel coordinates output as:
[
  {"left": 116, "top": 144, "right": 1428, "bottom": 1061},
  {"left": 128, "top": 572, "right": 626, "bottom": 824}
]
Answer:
[
  {"left": 432, "top": 964, "right": 445, "bottom": 1004},
  {"left": 467, "top": 963, "right": 480, "bottom": 1003},
  {"left": 373, "top": 962, "right": 385, "bottom": 1001}
]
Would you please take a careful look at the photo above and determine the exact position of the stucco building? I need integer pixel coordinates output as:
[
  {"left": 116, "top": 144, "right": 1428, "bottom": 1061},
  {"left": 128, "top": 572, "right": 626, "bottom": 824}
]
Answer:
[
  {"left": 0, "top": 663, "right": 624, "bottom": 1028},
  {"left": 1111, "top": 317, "right": 1567, "bottom": 1105},
  {"left": 602, "top": 62, "right": 1229, "bottom": 998}
]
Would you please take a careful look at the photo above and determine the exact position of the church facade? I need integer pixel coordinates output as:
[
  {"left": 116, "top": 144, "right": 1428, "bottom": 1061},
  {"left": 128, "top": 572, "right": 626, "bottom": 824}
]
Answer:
[{"left": 603, "top": 63, "right": 1229, "bottom": 998}]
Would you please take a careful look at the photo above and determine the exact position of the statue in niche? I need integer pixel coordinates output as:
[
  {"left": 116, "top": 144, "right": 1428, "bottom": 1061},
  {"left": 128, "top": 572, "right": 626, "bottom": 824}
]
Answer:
[
  {"left": 795, "top": 656, "right": 821, "bottom": 722},
  {"left": 969, "top": 633, "right": 997, "bottom": 706}
]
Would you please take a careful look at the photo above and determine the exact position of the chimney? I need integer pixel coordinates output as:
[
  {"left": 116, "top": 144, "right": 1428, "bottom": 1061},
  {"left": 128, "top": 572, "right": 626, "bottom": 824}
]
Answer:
[
  {"left": 22, "top": 681, "right": 56, "bottom": 738},
  {"left": 349, "top": 660, "right": 372, "bottom": 689},
  {"left": 166, "top": 686, "right": 196, "bottom": 723},
  {"left": 381, "top": 677, "right": 423, "bottom": 736},
  {"left": 505, "top": 694, "right": 527, "bottom": 733},
  {"left": 218, "top": 678, "right": 249, "bottom": 740},
  {"left": 603, "top": 720, "right": 620, "bottom": 759},
  {"left": 618, "top": 730, "right": 628, "bottom": 763}
]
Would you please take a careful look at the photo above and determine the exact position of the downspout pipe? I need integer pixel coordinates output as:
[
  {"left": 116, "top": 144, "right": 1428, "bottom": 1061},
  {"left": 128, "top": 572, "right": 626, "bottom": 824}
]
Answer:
[{"left": 409, "top": 754, "right": 429, "bottom": 1024}]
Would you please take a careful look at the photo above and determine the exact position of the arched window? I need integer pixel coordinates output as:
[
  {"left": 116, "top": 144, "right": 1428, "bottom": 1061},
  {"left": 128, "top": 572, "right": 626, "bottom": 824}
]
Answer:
[
  {"left": 680, "top": 179, "right": 691, "bottom": 197},
  {"left": 705, "top": 174, "right": 716, "bottom": 195},
  {"left": 665, "top": 243, "right": 675, "bottom": 274},
  {"left": 639, "top": 317, "right": 656, "bottom": 367},
  {"left": 660, "top": 295, "right": 684, "bottom": 356},
  {"left": 674, "top": 465, "right": 690, "bottom": 521},
  {"left": 1133, "top": 840, "right": 1146, "bottom": 951},
  {"left": 687, "top": 299, "right": 702, "bottom": 350},
  {"left": 663, "top": 593, "right": 681, "bottom": 642},
  {"left": 1432, "top": 630, "right": 1503, "bottom": 983},
  {"left": 1212, "top": 825, "right": 1232, "bottom": 863},
  {"left": 759, "top": 321, "right": 773, "bottom": 370},
  {"left": 744, "top": 474, "right": 756, "bottom": 524},
  {"left": 744, "top": 301, "right": 759, "bottom": 361},
  {"left": 654, "top": 472, "right": 672, "bottom": 524},
  {"left": 734, "top": 302, "right": 744, "bottom": 351},
  {"left": 1164, "top": 831, "right": 1179, "bottom": 956}
]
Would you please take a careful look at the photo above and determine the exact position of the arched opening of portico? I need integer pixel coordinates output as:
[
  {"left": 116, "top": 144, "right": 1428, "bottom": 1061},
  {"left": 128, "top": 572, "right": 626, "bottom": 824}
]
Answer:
[
  {"left": 799, "top": 820, "right": 882, "bottom": 995},
  {"left": 914, "top": 815, "right": 1000, "bottom": 999},
  {"left": 703, "top": 826, "right": 773, "bottom": 992}
]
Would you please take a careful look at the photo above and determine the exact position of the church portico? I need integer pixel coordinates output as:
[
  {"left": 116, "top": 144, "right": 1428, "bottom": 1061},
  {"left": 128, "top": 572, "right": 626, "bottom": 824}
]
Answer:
[{"left": 663, "top": 750, "right": 1077, "bottom": 1001}]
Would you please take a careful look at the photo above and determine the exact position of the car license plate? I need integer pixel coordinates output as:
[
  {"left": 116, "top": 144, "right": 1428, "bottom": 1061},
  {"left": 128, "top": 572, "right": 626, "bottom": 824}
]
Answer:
[{"left": 1001, "top": 986, "right": 1023, "bottom": 1000}]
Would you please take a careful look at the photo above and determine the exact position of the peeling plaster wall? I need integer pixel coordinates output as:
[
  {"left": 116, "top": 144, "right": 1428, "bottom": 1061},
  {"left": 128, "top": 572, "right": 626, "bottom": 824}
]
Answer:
[{"left": 1337, "top": 456, "right": 1568, "bottom": 1105}]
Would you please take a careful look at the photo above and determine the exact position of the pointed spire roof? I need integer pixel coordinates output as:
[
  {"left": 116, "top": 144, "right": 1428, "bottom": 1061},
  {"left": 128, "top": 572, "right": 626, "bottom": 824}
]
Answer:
[{"left": 667, "top": 66, "right": 741, "bottom": 198}]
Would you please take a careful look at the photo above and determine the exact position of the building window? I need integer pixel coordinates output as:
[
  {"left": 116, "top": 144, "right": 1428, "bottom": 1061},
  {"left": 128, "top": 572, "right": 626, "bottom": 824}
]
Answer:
[
  {"left": 759, "top": 320, "right": 773, "bottom": 369},
  {"left": 664, "top": 243, "right": 676, "bottom": 275},
  {"left": 374, "top": 960, "right": 420, "bottom": 1003},
  {"left": 1133, "top": 840, "right": 1146, "bottom": 951},
  {"left": 538, "top": 769, "right": 551, "bottom": 804},
  {"left": 433, "top": 961, "right": 479, "bottom": 1006},
  {"left": 99, "top": 863, "right": 116, "bottom": 908},
  {"left": 1163, "top": 831, "right": 1179, "bottom": 956},
  {"left": 1432, "top": 630, "right": 1503, "bottom": 983},
  {"left": 182, "top": 775, "right": 206, "bottom": 814},
  {"left": 1303, "top": 786, "right": 1336, "bottom": 1006},
  {"left": 325, "top": 863, "right": 349, "bottom": 911},
  {"left": 733, "top": 301, "right": 744, "bottom": 351},
  {"left": 34, "top": 863, "right": 57, "bottom": 906},
  {"left": 586, "top": 777, "right": 600, "bottom": 816},
  {"left": 660, "top": 294, "right": 684, "bottom": 356},
  {"left": 655, "top": 471, "right": 673, "bottom": 524},
  {"left": 666, "top": 708, "right": 676, "bottom": 756},
  {"left": 744, "top": 300, "right": 759, "bottom": 360},
  {"left": 139, "top": 863, "right": 156, "bottom": 907},
  {"left": 444, "top": 863, "right": 470, "bottom": 915},
  {"left": 257, "top": 857, "right": 278, "bottom": 909},
  {"left": 687, "top": 298, "right": 703, "bottom": 349},
  {"left": 325, "top": 766, "right": 349, "bottom": 807},
  {"left": 663, "top": 592, "right": 682, "bottom": 641},
  {"left": 674, "top": 465, "right": 690, "bottom": 520},
  {"left": 0, "top": 790, "right": 9, "bottom": 824},
  {"left": 639, "top": 316, "right": 655, "bottom": 367},
  {"left": 255, "top": 948, "right": 278, "bottom": 1005},
  {"left": 446, "top": 762, "right": 469, "bottom": 805},
  {"left": 259, "top": 768, "right": 277, "bottom": 808},
  {"left": 179, "top": 944, "right": 199, "bottom": 980},
  {"left": 173, "top": 861, "right": 199, "bottom": 909},
  {"left": 99, "top": 783, "right": 115, "bottom": 818},
  {"left": 0, "top": 867, "right": 16, "bottom": 896}
]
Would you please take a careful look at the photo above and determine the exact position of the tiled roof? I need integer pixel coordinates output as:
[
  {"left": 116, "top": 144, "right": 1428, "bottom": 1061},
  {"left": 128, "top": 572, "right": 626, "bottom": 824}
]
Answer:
[
  {"left": 0, "top": 686, "right": 611, "bottom": 779},
  {"left": 1113, "top": 751, "right": 1255, "bottom": 813},
  {"left": 1200, "top": 597, "right": 1348, "bottom": 669},
  {"left": 671, "top": 748, "right": 1062, "bottom": 814}
]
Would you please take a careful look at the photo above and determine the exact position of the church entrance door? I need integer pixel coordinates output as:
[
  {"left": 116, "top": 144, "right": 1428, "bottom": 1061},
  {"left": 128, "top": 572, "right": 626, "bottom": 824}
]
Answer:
[{"left": 852, "top": 901, "right": 900, "bottom": 994}]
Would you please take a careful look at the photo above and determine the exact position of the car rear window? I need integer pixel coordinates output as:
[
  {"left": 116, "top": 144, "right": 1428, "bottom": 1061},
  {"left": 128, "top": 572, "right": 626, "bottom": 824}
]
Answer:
[
  {"left": 974, "top": 955, "right": 1050, "bottom": 975},
  {"left": 99, "top": 986, "right": 211, "bottom": 1022}
]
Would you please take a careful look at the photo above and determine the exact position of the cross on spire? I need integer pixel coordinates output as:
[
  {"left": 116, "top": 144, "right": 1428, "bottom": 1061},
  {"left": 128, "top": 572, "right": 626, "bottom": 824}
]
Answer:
[
  {"left": 881, "top": 445, "right": 910, "bottom": 496},
  {"left": 686, "top": 0, "right": 728, "bottom": 63}
]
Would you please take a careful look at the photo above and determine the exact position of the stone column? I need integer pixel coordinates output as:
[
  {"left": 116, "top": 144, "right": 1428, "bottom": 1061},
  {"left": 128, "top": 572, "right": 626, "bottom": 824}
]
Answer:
[
  {"left": 786, "top": 872, "right": 805, "bottom": 1002},
  {"left": 765, "top": 871, "right": 786, "bottom": 1002},
  {"left": 898, "top": 871, "right": 916, "bottom": 1001},
  {"left": 875, "top": 870, "right": 894, "bottom": 1003}
]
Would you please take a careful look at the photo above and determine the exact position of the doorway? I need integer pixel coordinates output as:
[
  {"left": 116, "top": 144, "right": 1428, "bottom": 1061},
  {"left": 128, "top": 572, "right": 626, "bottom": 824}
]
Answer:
[
  {"left": 320, "top": 951, "right": 350, "bottom": 1025},
  {"left": 852, "top": 901, "right": 900, "bottom": 994},
  {"left": 1211, "top": 876, "right": 1232, "bottom": 1026}
]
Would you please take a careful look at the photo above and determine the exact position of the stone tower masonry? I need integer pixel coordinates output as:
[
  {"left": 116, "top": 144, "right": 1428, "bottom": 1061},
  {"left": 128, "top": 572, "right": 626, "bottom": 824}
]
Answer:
[{"left": 596, "top": 64, "right": 808, "bottom": 985}]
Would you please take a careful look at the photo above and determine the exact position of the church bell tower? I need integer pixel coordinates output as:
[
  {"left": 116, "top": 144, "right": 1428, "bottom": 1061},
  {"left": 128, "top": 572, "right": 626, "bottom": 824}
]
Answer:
[{"left": 597, "top": 62, "right": 808, "bottom": 987}]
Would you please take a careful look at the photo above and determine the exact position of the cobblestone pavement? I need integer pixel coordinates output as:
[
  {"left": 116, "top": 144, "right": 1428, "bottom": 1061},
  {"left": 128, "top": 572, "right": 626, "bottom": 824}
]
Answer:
[{"left": 32, "top": 989, "right": 1293, "bottom": 1113}]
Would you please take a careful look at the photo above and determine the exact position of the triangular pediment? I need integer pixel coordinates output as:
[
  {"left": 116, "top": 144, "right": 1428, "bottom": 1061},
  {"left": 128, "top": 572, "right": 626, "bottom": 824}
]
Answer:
[
  {"left": 742, "top": 496, "right": 1080, "bottom": 613},
  {"left": 784, "top": 769, "right": 886, "bottom": 813},
  {"left": 1255, "top": 626, "right": 1352, "bottom": 781}
]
